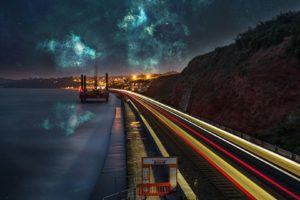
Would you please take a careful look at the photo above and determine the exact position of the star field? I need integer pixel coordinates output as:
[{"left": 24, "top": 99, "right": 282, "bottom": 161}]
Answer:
[{"left": 1, "top": 0, "right": 300, "bottom": 78}]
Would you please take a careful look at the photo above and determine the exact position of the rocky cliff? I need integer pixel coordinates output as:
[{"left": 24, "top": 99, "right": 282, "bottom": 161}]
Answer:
[{"left": 146, "top": 12, "right": 300, "bottom": 153}]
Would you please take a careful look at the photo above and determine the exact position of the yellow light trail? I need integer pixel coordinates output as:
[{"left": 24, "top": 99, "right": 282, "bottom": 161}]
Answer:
[
  {"left": 111, "top": 89, "right": 300, "bottom": 199},
  {"left": 116, "top": 89, "right": 300, "bottom": 178},
  {"left": 129, "top": 99, "right": 197, "bottom": 200},
  {"left": 130, "top": 94, "right": 275, "bottom": 200}
]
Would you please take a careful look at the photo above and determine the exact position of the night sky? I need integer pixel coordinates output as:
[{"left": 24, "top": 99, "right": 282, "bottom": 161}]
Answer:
[{"left": 1, "top": 0, "right": 300, "bottom": 78}]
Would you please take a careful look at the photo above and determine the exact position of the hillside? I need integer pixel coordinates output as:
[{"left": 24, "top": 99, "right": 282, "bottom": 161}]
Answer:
[
  {"left": 146, "top": 12, "right": 300, "bottom": 154},
  {"left": 0, "top": 77, "right": 79, "bottom": 88}
]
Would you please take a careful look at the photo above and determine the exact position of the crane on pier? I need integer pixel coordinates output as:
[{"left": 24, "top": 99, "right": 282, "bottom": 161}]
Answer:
[{"left": 79, "top": 54, "right": 109, "bottom": 102}]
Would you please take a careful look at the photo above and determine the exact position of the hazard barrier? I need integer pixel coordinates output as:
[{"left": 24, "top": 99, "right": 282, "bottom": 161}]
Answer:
[{"left": 138, "top": 182, "right": 171, "bottom": 196}]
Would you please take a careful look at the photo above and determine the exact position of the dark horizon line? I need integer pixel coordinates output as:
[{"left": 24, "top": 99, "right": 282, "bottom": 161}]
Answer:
[{"left": 0, "top": 70, "right": 180, "bottom": 80}]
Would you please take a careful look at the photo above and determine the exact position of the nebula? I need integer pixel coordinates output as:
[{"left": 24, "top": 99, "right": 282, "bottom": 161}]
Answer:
[
  {"left": 39, "top": 34, "right": 97, "bottom": 69},
  {"left": 1, "top": 0, "right": 300, "bottom": 77}
]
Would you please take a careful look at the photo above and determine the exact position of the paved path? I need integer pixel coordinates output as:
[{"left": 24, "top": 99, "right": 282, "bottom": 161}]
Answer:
[{"left": 90, "top": 105, "right": 127, "bottom": 199}]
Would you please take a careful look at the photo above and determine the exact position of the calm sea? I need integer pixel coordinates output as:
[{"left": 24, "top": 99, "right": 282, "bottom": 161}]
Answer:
[{"left": 0, "top": 88, "right": 118, "bottom": 200}]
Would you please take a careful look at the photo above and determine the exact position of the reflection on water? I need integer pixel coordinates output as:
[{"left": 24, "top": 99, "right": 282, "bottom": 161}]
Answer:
[
  {"left": 42, "top": 102, "right": 95, "bottom": 135},
  {"left": 0, "top": 89, "right": 118, "bottom": 200}
]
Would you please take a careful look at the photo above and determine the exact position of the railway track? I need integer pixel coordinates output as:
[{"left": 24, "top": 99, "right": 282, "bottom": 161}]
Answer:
[
  {"left": 114, "top": 90, "right": 300, "bottom": 199},
  {"left": 134, "top": 98, "right": 246, "bottom": 199}
]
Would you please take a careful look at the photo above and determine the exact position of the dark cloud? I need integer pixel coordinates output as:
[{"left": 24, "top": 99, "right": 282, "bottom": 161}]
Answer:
[{"left": 1, "top": 0, "right": 300, "bottom": 78}]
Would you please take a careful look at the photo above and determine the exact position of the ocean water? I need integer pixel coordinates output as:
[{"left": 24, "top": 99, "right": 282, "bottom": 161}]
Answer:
[{"left": 0, "top": 89, "right": 118, "bottom": 200}]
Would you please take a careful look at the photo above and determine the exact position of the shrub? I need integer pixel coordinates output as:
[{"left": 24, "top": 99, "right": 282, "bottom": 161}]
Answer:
[{"left": 235, "top": 11, "right": 300, "bottom": 53}]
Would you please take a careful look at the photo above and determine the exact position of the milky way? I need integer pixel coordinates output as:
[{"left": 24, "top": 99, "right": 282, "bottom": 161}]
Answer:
[
  {"left": 39, "top": 34, "right": 96, "bottom": 69},
  {"left": 117, "top": 0, "right": 189, "bottom": 72},
  {"left": 1, "top": 0, "right": 300, "bottom": 77}
]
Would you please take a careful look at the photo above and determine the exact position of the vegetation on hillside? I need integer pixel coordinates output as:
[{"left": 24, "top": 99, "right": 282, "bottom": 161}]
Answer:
[
  {"left": 147, "top": 12, "right": 300, "bottom": 155},
  {"left": 259, "top": 108, "right": 300, "bottom": 154},
  {"left": 236, "top": 11, "right": 300, "bottom": 59}
]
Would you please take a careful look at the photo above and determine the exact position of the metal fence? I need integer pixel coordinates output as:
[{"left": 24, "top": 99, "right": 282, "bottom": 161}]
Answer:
[
  {"left": 191, "top": 115, "right": 300, "bottom": 163},
  {"left": 102, "top": 188, "right": 138, "bottom": 200}
]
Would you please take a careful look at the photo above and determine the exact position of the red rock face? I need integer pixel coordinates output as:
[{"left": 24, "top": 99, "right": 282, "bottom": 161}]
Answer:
[
  {"left": 147, "top": 37, "right": 300, "bottom": 136},
  {"left": 146, "top": 74, "right": 179, "bottom": 105}
]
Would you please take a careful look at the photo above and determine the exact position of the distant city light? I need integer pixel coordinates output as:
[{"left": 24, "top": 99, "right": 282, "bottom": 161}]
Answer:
[{"left": 132, "top": 75, "right": 137, "bottom": 80}]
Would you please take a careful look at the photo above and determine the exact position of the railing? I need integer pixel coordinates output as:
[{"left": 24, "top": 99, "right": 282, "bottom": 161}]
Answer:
[
  {"left": 102, "top": 188, "right": 136, "bottom": 200},
  {"left": 120, "top": 90, "right": 300, "bottom": 163},
  {"left": 138, "top": 182, "right": 171, "bottom": 196},
  {"left": 191, "top": 115, "right": 300, "bottom": 163}
]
